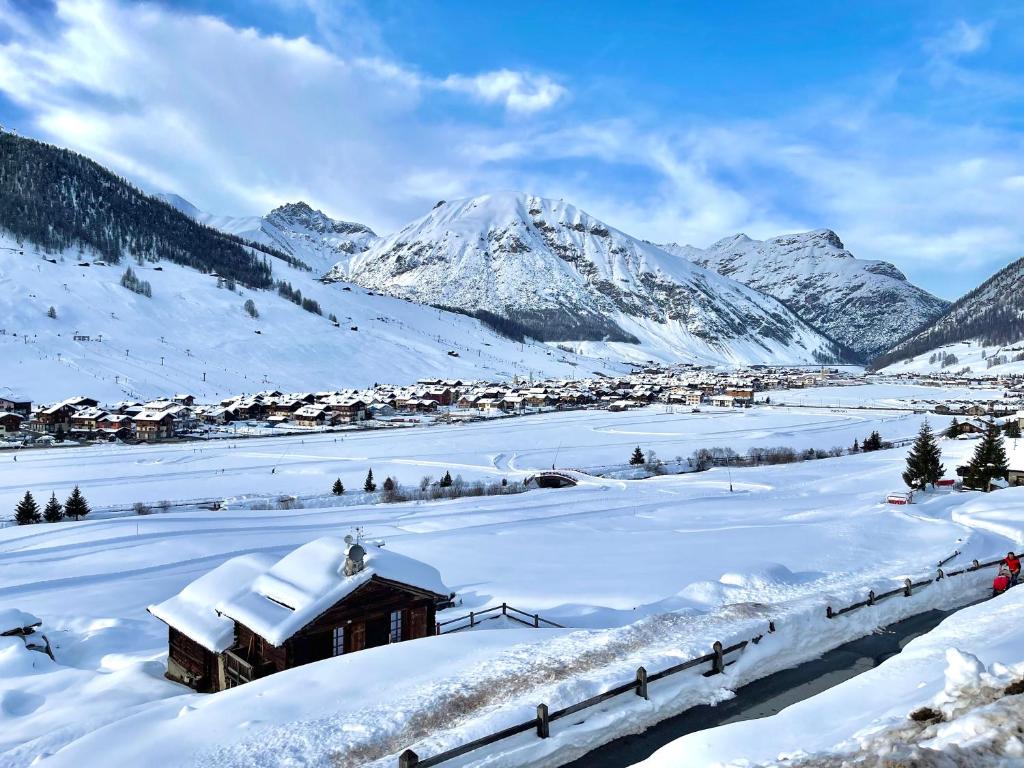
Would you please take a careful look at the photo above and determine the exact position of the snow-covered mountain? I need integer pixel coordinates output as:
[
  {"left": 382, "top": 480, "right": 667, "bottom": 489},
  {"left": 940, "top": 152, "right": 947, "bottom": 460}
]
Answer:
[
  {"left": 661, "top": 229, "right": 949, "bottom": 360},
  {"left": 326, "top": 193, "right": 851, "bottom": 366},
  {"left": 872, "top": 252, "right": 1024, "bottom": 374},
  {"left": 156, "top": 195, "right": 378, "bottom": 273}
]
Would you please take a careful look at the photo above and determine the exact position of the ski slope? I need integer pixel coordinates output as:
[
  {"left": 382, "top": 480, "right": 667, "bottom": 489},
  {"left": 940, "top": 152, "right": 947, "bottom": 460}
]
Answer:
[
  {"left": 0, "top": 407, "right": 1019, "bottom": 767},
  {"left": 0, "top": 234, "right": 617, "bottom": 403}
]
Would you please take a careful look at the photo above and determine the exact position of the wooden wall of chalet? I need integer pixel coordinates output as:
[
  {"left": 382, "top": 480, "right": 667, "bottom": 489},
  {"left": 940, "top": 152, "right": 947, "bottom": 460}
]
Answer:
[
  {"left": 228, "top": 576, "right": 438, "bottom": 687},
  {"left": 167, "top": 626, "right": 217, "bottom": 692}
]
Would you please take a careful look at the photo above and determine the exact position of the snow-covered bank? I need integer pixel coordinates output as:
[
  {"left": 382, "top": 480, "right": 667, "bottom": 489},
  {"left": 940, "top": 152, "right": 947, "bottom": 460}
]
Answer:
[{"left": 636, "top": 567, "right": 1024, "bottom": 768}]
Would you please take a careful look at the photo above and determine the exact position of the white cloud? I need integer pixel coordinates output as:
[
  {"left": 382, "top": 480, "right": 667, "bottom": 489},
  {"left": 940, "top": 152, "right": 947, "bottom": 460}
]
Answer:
[
  {"left": 442, "top": 70, "right": 567, "bottom": 114},
  {"left": 925, "top": 19, "right": 992, "bottom": 58}
]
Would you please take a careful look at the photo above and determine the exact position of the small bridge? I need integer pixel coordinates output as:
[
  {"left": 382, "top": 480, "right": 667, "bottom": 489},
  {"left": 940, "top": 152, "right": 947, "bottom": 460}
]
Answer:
[{"left": 524, "top": 470, "right": 579, "bottom": 488}]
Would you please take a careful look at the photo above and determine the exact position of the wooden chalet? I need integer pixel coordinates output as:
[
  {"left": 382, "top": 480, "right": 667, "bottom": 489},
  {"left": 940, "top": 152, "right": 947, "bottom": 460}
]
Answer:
[
  {"left": 0, "top": 397, "right": 31, "bottom": 416},
  {"left": 149, "top": 538, "right": 450, "bottom": 693},
  {"left": 0, "top": 412, "right": 24, "bottom": 434},
  {"left": 134, "top": 410, "right": 177, "bottom": 441}
]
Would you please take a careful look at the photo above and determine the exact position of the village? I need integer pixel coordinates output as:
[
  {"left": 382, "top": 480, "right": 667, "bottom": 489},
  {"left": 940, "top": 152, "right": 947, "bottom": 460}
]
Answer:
[{"left": 4, "top": 365, "right": 1024, "bottom": 450}]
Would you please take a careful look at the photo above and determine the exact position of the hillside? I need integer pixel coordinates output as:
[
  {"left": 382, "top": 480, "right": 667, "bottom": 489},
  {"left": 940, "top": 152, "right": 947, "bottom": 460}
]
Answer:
[
  {"left": 0, "top": 132, "right": 280, "bottom": 288},
  {"left": 872, "top": 252, "right": 1024, "bottom": 374},
  {"left": 0, "top": 232, "right": 615, "bottom": 402},
  {"left": 326, "top": 193, "right": 852, "bottom": 366},
  {"left": 662, "top": 229, "right": 949, "bottom": 360},
  {"left": 157, "top": 195, "right": 378, "bottom": 274}
]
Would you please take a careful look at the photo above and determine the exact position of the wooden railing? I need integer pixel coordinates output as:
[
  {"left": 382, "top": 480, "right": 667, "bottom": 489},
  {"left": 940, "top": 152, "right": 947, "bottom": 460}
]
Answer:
[
  {"left": 435, "top": 603, "right": 564, "bottom": 634},
  {"left": 399, "top": 553, "right": 1006, "bottom": 767}
]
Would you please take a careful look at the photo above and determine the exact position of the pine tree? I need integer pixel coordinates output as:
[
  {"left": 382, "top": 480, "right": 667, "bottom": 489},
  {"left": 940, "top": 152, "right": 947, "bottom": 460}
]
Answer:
[
  {"left": 15, "top": 491, "right": 41, "bottom": 525},
  {"left": 902, "top": 421, "right": 944, "bottom": 491},
  {"left": 964, "top": 421, "right": 1010, "bottom": 492},
  {"left": 43, "top": 492, "right": 63, "bottom": 522},
  {"left": 439, "top": 470, "right": 453, "bottom": 488},
  {"left": 382, "top": 476, "right": 395, "bottom": 491},
  {"left": 629, "top": 446, "right": 645, "bottom": 465},
  {"left": 64, "top": 485, "right": 90, "bottom": 520},
  {"left": 363, "top": 469, "right": 376, "bottom": 493},
  {"left": 332, "top": 478, "right": 344, "bottom": 496},
  {"left": 47, "top": 305, "right": 57, "bottom": 319},
  {"left": 945, "top": 417, "right": 960, "bottom": 439},
  {"left": 851, "top": 438, "right": 859, "bottom": 453},
  {"left": 1005, "top": 420, "right": 1022, "bottom": 439}
]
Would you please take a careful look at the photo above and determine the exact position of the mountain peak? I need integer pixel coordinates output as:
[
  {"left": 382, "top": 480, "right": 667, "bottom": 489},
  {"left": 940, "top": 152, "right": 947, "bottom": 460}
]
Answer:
[{"left": 266, "top": 201, "right": 376, "bottom": 239}]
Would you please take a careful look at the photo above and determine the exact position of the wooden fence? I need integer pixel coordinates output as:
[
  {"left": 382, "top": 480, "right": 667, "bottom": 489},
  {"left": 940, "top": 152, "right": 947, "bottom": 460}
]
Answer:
[
  {"left": 436, "top": 603, "right": 564, "bottom": 634},
  {"left": 397, "top": 554, "right": 1006, "bottom": 767}
]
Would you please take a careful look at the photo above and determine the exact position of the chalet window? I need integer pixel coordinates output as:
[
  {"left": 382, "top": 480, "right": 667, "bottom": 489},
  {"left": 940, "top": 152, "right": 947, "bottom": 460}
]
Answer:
[
  {"left": 332, "top": 626, "right": 345, "bottom": 656},
  {"left": 389, "top": 610, "right": 403, "bottom": 643}
]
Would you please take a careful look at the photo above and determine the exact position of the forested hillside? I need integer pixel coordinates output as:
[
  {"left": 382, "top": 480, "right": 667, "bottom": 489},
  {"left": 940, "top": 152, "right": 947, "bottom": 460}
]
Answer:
[{"left": 0, "top": 131, "right": 279, "bottom": 287}]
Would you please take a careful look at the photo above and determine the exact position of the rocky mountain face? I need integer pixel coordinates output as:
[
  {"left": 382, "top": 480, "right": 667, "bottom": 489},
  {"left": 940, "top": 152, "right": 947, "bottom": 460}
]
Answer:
[
  {"left": 326, "top": 192, "right": 852, "bottom": 365},
  {"left": 871, "top": 253, "right": 1024, "bottom": 371},
  {"left": 661, "top": 230, "right": 949, "bottom": 360},
  {"left": 156, "top": 196, "right": 378, "bottom": 273}
]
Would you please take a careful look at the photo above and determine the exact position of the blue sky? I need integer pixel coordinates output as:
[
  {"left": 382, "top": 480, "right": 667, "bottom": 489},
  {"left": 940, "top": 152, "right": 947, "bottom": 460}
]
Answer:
[{"left": 2, "top": 1, "right": 1024, "bottom": 299}]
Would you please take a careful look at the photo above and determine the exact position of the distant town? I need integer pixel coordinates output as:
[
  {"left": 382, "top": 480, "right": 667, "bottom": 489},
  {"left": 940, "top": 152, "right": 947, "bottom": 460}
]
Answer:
[{"left": 3, "top": 365, "right": 1024, "bottom": 449}]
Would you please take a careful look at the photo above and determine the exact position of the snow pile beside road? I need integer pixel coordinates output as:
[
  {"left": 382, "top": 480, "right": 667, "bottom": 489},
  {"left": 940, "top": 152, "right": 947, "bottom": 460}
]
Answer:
[{"left": 637, "top": 580, "right": 1024, "bottom": 768}]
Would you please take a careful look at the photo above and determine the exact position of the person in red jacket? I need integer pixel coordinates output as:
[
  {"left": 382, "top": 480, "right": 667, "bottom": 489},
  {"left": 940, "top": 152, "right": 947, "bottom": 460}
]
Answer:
[
  {"left": 994, "top": 565, "right": 1012, "bottom": 597},
  {"left": 1006, "top": 552, "right": 1021, "bottom": 586}
]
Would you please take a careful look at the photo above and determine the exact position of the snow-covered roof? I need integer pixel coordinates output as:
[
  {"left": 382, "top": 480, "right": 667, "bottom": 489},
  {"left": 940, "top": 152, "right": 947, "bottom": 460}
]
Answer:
[
  {"left": 148, "top": 553, "right": 276, "bottom": 653},
  {"left": 217, "top": 538, "right": 449, "bottom": 647},
  {"left": 0, "top": 608, "right": 42, "bottom": 634}
]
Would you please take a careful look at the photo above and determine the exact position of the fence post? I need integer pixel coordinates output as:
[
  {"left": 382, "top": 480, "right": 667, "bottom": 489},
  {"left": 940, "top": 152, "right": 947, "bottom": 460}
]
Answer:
[
  {"left": 711, "top": 641, "right": 725, "bottom": 675},
  {"left": 534, "top": 613, "right": 539, "bottom": 628},
  {"left": 826, "top": 605, "right": 834, "bottom": 619},
  {"left": 435, "top": 621, "right": 440, "bottom": 636},
  {"left": 768, "top": 620, "right": 776, "bottom": 633},
  {"left": 902, "top": 578, "right": 912, "bottom": 597},
  {"left": 867, "top": 589, "right": 876, "bottom": 606},
  {"left": 970, "top": 559, "right": 980, "bottom": 571},
  {"left": 936, "top": 568, "right": 944, "bottom": 581},
  {"left": 636, "top": 666, "right": 648, "bottom": 699},
  {"left": 469, "top": 611, "right": 475, "bottom": 628},
  {"left": 536, "top": 704, "right": 550, "bottom": 738},
  {"left": 502, "top": 602, "right": 507, "bottom": 616},
  {"left": 399, "top": 749, "right": 419, "bottom": 768}
]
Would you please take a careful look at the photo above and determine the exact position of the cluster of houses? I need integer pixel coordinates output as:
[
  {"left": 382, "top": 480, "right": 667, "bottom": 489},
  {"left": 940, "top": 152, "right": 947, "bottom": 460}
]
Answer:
[{"left": 0, "top": 366, "right": 854, "bottom": 445}]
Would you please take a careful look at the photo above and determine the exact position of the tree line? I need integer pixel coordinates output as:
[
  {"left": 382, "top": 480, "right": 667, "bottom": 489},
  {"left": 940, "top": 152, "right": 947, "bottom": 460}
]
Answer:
[{"left": 14, "top": 487, "right": 89, "bottom": 525}]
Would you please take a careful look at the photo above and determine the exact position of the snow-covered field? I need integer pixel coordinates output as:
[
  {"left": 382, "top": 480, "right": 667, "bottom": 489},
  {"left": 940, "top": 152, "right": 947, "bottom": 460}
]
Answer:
[
  {"left": 766, "top": 380, "right": 1009, "bottom": 409},
  {"left": 0, "top": 404, "right": 950, "bottom": 514},
  {"left": 0, "top": 404, "right": 1021, "bottom": 767}
]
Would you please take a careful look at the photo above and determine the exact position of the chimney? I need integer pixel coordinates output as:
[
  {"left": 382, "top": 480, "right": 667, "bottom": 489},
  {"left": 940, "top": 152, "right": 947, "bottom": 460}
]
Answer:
[{"left": 344, "top": 543, "right": 366, "bottom": 576}]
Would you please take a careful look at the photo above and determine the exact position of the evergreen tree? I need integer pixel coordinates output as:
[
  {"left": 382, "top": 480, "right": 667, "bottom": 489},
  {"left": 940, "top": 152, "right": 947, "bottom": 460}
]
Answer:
[
  {"left": 47, "top": 305, "right": 57, "bottom": 319},
  {"left": 439, "top": 470, "right": 453, "bottom": 488},
  {"left": 964, "top": 421, "right": 1010, "bottom": 492},
  {"left": 945, "top": 417, "right": 961, "bottom": 439},
  {"left": 43, "top": 492, "right": 63, "bottom": 522},
  {"left": 1005, "top": 420, "right": 1022, "bottom": 439},
  {"left": 55, "top": 426, "right": 66, "bottom": 442},
  {"left": 862, "top": 431, "right": 883, "bottom": 452},
  {"left": 64, "top": 485, "right": 90, "bottom": 520},
  {"left": 363, "top": 469, "right": 376, "bottom": 493},
  {"left": 851, "top": 438, "right": 859, "bottom": 453},
  {"left": 382, "top": 476, "right": 395, "bottom": 492},
  {"left": 901, "top": 421, "right": 944, "bottom": 491},
  {"left": 332, "top": 478, "right": 344, "bottom": 496},
  {"left": 15, "top": 491, "right": 41, "bottom": 525},
  {"left": 629, "top": 446, "right": 645, "bottom": 465}
]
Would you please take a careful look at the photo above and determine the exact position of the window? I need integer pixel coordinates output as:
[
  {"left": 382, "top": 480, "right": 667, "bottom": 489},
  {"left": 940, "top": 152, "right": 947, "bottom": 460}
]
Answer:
[
  {"left": 332, "top": 626, "right": 345, "bottom": 656},
  {"left": 389, "top": 610, "right": 403, "bottom": 643}
]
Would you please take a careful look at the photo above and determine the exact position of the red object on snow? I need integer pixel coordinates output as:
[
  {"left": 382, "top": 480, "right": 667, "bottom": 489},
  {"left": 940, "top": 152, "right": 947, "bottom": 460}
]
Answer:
[
  {"left": 936, "top": 479, "right": 955, "bottom": 487},
  {"left": 886, "top": 492, "right": 912, "bottom": 505},
  {"left": 994, "top": 574, "right": 1011, "bottom": 594},
  {"left": 1007, "top": 554, "right": 1021, "bottom": 575}
]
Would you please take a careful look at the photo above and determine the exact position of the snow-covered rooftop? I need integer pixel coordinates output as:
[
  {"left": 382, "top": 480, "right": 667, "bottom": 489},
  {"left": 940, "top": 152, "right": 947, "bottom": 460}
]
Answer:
[{"left": 148, "top": 553, "right": 276, "bottom": 652}]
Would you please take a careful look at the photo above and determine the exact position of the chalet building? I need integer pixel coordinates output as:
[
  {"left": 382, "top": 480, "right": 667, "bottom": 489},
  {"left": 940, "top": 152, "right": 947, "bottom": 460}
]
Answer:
[
  {"left": 423, "top": 388, "right": 453, "bottom": 406},
  {"left": 0, "top": 397, "right": 31, "bottom": 416},
  {"left": 710, "top": 394, "right": 735, "bottom": 408},
  {"left": 953, "top": 419, "right": 989, "bottom": 436},
  {"left": 134, "top": 410, "right": 176, "bottom": 441},
  {"left": 149, "top": 538, "right": 449, "bottom": 693},
  {"left": 70, "top": 407, "right": 109, "bottom": 431},
  {"left": 173, "top": 394, "right": 196, "bottom": 406},
  {"left": 0, "top": 412, "right": 24, "bottom": 434},
  {"left": 293, "top": 405, "right": 328, "bottom": 427},
  {"left": 1009, "top": 442, "right": 1023, "bottom": 488},
  {"left": 30, "top": 402, "right": 78, "bottom": 433}
]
